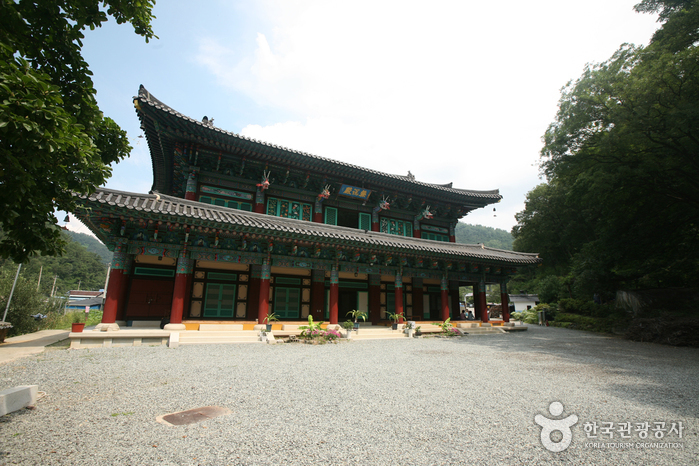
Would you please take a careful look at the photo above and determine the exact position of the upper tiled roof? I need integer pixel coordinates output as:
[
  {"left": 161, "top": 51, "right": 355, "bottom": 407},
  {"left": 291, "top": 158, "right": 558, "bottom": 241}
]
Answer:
[
  {"left": 135, "top": 86, "right": 502, "bottom": 203},
  {"left": 80, "top": 188, "right": 539, "bottom": 266}
]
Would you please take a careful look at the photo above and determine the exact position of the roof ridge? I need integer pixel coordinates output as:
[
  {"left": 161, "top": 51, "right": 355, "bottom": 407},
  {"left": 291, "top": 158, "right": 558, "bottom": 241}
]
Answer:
[{"left": 136, "top": 86, "right": 502, "bottom": 200}]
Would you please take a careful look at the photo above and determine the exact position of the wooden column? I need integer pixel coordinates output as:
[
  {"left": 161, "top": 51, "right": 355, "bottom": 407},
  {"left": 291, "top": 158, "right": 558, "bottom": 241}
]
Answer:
[
  {"left": 450, "top": 280, "right": 460, "bottom": 320},
  {"left": 98, "top": 241, "right": 128, "bottom": 331},
  {"left": 369, "top": 274, "right": 381, "bottom": 324},
  {"left": 248, "top": 265, "right": 261, "bottom": 320},
  {"left": 395, "top": 274, "right": 404, "bottom": 323},
  {"left": 311, "top": 269, "right": 325, "bottom": 319},
  {"left": 184, "top": 171, "right": 198, "bottom": 201},
  {"left": 440, "top": 276, "right": 450, "bottom": 322},
  {"left": 313, "top": 198, "right": 324, "bottom": 223},
  {"left": 476, "top": 279, "right": 488, "bottom": 322},
  {"left": 329, "top": 267, "right": 339, "bottom": 324},
  {"left": 257, "top": 260, "right": 271, "bottom": 323},
  {"left": 254, "top": 187, "right": 265, "bottom": 214},
  {"left": 165, "top": 252, "right": 191, "bottom": 330},
  {"left": 115, "top": 254, "right": 132, "bottom": 322},
  {"left": 412, "top": 278, "right": 423, "bottom": 320},
  {"left": 501, "top": 281, "right": 510, "bottom": 323},
  {"left": 449, "top": 221, "right": 456, "bottom": 243}
]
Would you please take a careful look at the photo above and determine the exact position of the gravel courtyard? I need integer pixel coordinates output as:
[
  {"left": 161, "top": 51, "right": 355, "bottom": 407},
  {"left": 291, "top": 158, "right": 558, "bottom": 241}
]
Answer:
[{"left": 0, "top": 325, "right": 697, "bottom": 465}]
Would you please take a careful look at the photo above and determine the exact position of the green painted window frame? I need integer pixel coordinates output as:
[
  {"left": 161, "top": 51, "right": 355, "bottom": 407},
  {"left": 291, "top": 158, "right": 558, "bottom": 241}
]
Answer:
[
  {"left": 199, "top": 195, "right": 252, "bottom": 212},
  {"left": 203, "top": 283, "right": 236, "bottom": 318},
  {"left": 133, "top": 267, "right": 175, "bottom": 277},
  {"left": 274, "top": 287, "right": 301, "bottom": 319},
  {"left": 358, "top": 212, "right": 371, "bottom": 231},
  {"left": 266, "top": 197, "right": 312, "bottom": 221},
  {"left": 324, "top": 206, "right": 338, "bottom": 225},
  {"left": 422, "top": 232, "right": 449, "bottom": 242},
  {"left": 380, "top": 217, "right": 413, "bottom": 237}
]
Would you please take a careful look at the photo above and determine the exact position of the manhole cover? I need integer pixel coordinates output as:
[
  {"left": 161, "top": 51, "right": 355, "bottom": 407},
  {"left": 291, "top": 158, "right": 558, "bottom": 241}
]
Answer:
[{"left": 157, "top": 406, "right": 231, "bottom": 426}]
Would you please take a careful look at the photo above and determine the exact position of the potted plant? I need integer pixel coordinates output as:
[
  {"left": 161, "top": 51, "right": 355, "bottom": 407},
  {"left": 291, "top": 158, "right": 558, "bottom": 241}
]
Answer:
[
  {"left": 341, "top": 320, "right": 354, "bottom": 339},
  {"left": 263, "top": 311, "right": 279, "bottom": 332},
  {"left": 434, "top": 317, "right": 454, "bottom": 336},
  {"left": 387, "top": 312, "right": 403, "bottom": 330},
  {"left": 346, "top": 309, "right": 367, "bottom": 330},
  {"left": 0, "top": 321, "right": 12, "bottom": 343},
  {"left": 415, "top": 325, "right": 422, "bottom": 337},
  {"left": 71, "top": 313, "right": 86, "bottom": 333},
  {"left": 404, "top": 320, "right": 415, "bottom": 338}
]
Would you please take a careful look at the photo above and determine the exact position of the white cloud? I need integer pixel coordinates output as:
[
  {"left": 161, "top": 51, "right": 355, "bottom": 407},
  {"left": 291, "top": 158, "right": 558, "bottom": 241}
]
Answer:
[{"left": 195, "top": 0, "right": 660, "bottom": 231}]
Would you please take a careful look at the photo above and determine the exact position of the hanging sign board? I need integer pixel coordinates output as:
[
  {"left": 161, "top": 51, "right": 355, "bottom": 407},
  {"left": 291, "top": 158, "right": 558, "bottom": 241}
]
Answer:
[{"left": 339, "top": 184, "right": 372, "bottom": 200}]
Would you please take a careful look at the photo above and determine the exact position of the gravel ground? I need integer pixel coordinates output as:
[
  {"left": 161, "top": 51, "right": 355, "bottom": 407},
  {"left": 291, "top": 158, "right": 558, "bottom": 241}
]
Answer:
[{"left": 0, "top": 325, "right": 697, "bottom": 465}]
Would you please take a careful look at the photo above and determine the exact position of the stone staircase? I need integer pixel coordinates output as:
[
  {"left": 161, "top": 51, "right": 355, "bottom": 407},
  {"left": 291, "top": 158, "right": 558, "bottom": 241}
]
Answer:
[
  {"left": 178, "top": 330, "right": 260, "bottom": 344},
  {"left": 348, "top": 325, "right": 409, "bottom": 340}
]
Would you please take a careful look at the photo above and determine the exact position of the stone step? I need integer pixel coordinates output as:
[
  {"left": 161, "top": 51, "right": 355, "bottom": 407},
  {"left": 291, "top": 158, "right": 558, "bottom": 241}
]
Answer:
[
  {"left": 180, "top": 330, "right": 256, "bottom": 337},
  {"left": 179, "top": 335, "right": 261, "bottom": 344},
  {"left": 351, "top": 333, "right": 408, "bottom": 340}
]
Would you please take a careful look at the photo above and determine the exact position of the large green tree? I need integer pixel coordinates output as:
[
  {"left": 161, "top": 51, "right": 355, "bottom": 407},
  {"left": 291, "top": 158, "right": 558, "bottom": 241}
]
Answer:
[
  {"left": 514, "top": 0, "right": 699, "bottom": 298},
  {"left": 0, "top": 0, "right": 156, "bottom": 263}
]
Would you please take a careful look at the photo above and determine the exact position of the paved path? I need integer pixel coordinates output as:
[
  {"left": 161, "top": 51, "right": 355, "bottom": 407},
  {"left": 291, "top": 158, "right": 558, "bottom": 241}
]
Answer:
[{"left": 0, "top": 330, "right": 70, "bottom": 365}]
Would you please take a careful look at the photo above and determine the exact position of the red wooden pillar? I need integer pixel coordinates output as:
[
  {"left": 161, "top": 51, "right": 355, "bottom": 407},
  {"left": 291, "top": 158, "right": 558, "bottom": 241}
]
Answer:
[
  {"left": 165, "top": 253, "right": 191, "bottom": 330},
  {"left": 254, "top": 187, "right": 265, "bottom": 214},
  {"left": 98, "top": 241, "right": 129, "bottom": 330},
  {"left": 115, "top": 254, "right": 132, "bottom": 322},
  {"left": 248, "top": 265, "right": 261, "bottom": 320},
  {"left": 501, "top": 281, "right": 510, "bottom": 323},
  {"left": 313, "top": 198, "right": 323, "bottom": 223},
  {"left": 440, "top": 277, "right": 450, "bottom": 322},
  {"left": 395, "top": 274, "right": 404, "bottom": 323},
  {"left": 329, "top": 267, "right": 339, "bottom": 324},
  {"left": 371, "top": 210, "right": 380, "bottom": 232},
  {"left": 450, "top": 281, "right": 460, "bottom": 320},
  {"left": 184, "top": 171, "right": 198, "bottom": 201},
  {"left": 449, "top": 221, "right": 456, "bottom": 243},
  {"left": 369, "top": 274, "right": 381, "bottom": 324},
  {"left": 257, "top": 260, "right": 271, "bottom": 323},
  {"left": 412, "top": 278, "right": 423, "bottom": 320},
  {"left": 311, "top": 269, "right": 325, "bottom": 319},
  {"left": 477, "top": 279, "right": 488, "bottom": 322}
]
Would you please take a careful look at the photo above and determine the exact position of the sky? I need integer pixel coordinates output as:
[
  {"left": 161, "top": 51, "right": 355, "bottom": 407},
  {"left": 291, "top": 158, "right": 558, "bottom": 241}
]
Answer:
[{"left": 65, "top": 0, "right": 661, "bottom": 236}]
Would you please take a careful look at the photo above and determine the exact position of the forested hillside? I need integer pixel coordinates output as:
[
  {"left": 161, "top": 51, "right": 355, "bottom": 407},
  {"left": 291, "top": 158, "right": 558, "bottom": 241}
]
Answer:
[
  {"left": 0, "top": 231, "right": 108, "bottom": 298},
  {"left": 65, "top": 231, "right": 112, "bottom": 265},
  {"left": 455, "top": 222, "right": 513, "bottom": 250}
]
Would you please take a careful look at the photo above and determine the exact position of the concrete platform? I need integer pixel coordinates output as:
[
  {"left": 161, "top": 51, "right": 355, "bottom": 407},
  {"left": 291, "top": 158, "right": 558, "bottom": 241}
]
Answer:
[{"left": 0, "top": 330, "right": 71, "bottom": 365}]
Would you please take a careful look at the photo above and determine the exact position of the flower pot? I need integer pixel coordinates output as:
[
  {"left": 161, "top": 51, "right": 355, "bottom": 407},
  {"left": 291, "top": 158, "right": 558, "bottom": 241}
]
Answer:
[
  {"left": 391, "top": 323, "right": 398, "bottom": 330},
  {"left": 266, "top": 324, "right": 272, "bottom": 332},
  {"left": 72, "top": 323, "right": 85, "bottom": 333},
  {"left": 353, "top": 322, "right": 359, "bottom": 330}
]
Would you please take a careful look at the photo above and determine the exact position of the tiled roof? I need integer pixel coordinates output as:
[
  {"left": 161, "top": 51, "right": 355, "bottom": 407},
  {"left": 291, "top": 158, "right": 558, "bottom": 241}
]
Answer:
[
  {"left": 81, "top": 188, "right": 540, "bottom": 266},
  {"left": 135, "top": 86, "right": 502, "bottom": 203}
]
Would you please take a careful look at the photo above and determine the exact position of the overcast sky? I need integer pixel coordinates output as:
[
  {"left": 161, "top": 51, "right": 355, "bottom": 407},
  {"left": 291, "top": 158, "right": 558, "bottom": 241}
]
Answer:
[{"left": 66, "top": 0, "right": 661, "bottom": 236}]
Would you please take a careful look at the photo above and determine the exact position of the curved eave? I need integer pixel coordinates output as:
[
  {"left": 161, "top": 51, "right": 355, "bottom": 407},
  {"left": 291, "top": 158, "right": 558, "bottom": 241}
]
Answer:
[
  {"left": 76, "top": 188, "right": 540, "bottom": 267},
  {"left": 134, "top": 86, "right": 502, "bottom": 206}
]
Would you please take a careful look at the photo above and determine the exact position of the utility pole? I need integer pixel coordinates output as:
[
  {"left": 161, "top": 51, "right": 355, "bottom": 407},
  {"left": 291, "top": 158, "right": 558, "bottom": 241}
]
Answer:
[
  {"left": 2, "top": 264, "right": 22, "bottom": 323},
  {"left": 37, "top": 265, "right": 43, "bottom": 292},
  {"left": 50, "top": 275, "right": 57, "bottom": 297}
]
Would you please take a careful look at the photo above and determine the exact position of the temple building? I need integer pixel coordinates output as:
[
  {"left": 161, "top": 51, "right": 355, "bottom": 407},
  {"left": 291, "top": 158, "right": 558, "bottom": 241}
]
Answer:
[{"left": 75, "top": 86, "right": 540, "bottom": 331}]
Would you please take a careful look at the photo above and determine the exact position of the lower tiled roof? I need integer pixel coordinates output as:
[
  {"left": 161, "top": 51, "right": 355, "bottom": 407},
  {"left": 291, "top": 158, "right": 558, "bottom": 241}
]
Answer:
[{"left": 78, "top": 188, "right": 540, "bottom": 265}]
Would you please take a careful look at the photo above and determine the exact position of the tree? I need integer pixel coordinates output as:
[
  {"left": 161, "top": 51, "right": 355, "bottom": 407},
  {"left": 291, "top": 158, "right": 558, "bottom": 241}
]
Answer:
[
  {"left": 0, "top": 0, "right": 156, "bottom": 263},
  {"left": 513, "top": 0, "right": 699, "bottom": 297}
]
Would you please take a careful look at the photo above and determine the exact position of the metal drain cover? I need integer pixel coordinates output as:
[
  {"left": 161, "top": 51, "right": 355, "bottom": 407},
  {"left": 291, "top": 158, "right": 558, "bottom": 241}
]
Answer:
[{"left": 157, "top": 406, "right": 231, "bottom": 426}]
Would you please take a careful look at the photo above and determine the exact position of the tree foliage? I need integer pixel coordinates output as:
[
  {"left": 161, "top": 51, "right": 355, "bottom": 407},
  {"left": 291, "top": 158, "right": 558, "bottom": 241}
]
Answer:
[
  {"left": 455, "top": 222, "right": 513, "bottom": 250},
  {"left": 0, "top": 0, "right": 156, "bottom": 263},
  {"left": 0, "top": 230, "right": 108, "bottom": 299},
  {"left": 513, "top": 0, "right": 699, "bottom": 299}
]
